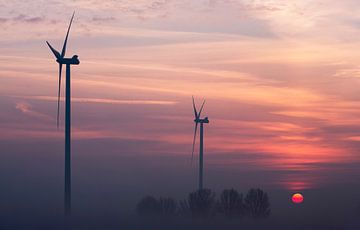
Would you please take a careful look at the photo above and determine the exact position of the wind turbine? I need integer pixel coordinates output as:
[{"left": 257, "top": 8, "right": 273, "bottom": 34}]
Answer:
[
  {"left": 46, "top": 12, "right": 79, "bottom": 216},
  {"left": 191, "top": 96, "right": 209, "bottom": 190}
]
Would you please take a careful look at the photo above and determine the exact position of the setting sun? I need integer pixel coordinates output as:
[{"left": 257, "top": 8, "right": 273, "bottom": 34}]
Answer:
[{"left": 292, "top": 193, "right": 304, "bottom": 204}]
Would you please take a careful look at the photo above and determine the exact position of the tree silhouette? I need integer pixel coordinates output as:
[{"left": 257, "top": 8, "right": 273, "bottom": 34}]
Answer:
[
  {"left": 244, "top": 188, "right": 271, "bottom": 218},
  {"left": 136, "top": 188, "right": 271, "bottom": 219},
  {"left": 186, "top": 189, "right": 216, "bottom": 218},
  {"left": 136, "top": 196, "right": 178, "bottom": 216},
  {"left": 159, "top": 197, "right": 177, "bottom": 216},
  {"left": 136, "top": 196, "right": 161, "bottom": 216},
  {"left": 217, "top": 189, "right": 245, "bottom": 218}
]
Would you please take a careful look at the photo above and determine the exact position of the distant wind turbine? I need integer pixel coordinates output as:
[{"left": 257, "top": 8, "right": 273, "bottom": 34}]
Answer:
[
  {"left": 191, "top": 96, "right": 209, "bottom": 190},
  {"left": 46, "top": 12, "right": 79, "bottom": 216}
]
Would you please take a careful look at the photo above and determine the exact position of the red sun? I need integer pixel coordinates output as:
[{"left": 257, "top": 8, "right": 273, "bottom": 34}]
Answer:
[{"left": 292, "top": 193, "right": 304, "bottom": 204}]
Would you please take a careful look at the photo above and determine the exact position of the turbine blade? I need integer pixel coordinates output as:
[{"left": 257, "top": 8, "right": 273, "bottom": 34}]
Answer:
[
  {"left": 192, "top": 96, "right": 198, "bottom": 119},
  {"left": 56, "top": 63, "right": 63, "bottom": 129},
  {"left": 191, "top": 122, "right": 199, "bottom": 164},
  {"left": 61, "top": 11, "right": 75, "bottom": 58},
  {"left": 198, "top": 99, "right": 206, "bottom": 118},
  {"left": 46, "top": 41, "right": 61, "bottom": 59}
]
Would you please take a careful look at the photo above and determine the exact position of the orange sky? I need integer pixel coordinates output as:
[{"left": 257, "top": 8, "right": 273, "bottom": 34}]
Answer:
[{"left": 1, "top": 0, "right": 360, "bottom": 190}]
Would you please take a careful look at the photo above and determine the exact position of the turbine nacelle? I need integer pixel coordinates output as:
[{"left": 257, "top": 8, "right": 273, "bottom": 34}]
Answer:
[
  {"left": 194, "top": 117, "right": 209, "bottom": 123},
  {"left": 56, "top": 55, "right": 80, "bottom": 65}
]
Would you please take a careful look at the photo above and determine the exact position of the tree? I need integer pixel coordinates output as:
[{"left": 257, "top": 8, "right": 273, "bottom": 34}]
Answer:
[
  {"left": 136, "top": 196, "right": 178, "bottom": 216},
  {"left": 217, "top": 189, "right": 245, "bottom": 218},
  {"left": 186, "top": 189, "right": 216, "bottom": 218},
  {"left": 244, "top": 188, "right": 271, "bottom": 218},
  {"left": 159, "top": 197, "right": 177, "bottom": 216}
]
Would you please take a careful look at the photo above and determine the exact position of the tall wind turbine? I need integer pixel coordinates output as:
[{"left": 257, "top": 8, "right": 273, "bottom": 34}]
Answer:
[
  {"left": 191, "top": 96, "right": 209, "bottom": 190},
  {"left": 46, "top": 12, "right": 79, "bottom": 216}
]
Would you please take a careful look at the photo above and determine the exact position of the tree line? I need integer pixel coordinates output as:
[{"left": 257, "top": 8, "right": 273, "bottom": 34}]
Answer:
[{"left": 136, "top": 188, "right": 270, "bottom": 219}]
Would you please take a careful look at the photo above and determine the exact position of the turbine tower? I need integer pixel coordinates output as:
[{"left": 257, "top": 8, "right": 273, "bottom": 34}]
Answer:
[
  {"left": 191, "top": 96, "right": 209, "bottom": 190},
  {"left": 46, "top": 12, "right": 79, "bottom": 216}
]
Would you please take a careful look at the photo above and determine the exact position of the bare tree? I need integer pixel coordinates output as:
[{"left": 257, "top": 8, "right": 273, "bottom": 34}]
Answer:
[
  {"left": 217, "top": 189, "right": 245, "bottom": 218},
  {"left": 159, "top": 197, "right": 177, "bottom": 216},
  {"left": 137, "top": 196, "right": 178, "bottom": 217},
  {"left": 244, "top": 188, "right": 271, "bottom": 218},
  {"left": 186, "top": 189, "right": 216, "bottom": 218}
]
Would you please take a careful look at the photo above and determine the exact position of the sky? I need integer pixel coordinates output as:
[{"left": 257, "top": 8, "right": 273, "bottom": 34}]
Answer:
[{"left": 2, "top": 0, "right": 360, "bottom": 202}]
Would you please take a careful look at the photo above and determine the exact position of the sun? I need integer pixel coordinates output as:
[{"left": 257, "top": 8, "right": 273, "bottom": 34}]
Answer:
[{"left": 292, "top": 193, "right": 304, "bottom": 204}]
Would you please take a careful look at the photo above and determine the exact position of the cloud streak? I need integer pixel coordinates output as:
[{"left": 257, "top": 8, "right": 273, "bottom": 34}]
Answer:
[
  {"left": 14, "top": 96, "right": 178, "bottom": 105},
  {"left": 15, "top": 102, "right": 52, "bottom": 121}
]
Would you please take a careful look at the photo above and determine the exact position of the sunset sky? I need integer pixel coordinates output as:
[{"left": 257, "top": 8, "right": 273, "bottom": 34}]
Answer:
[{"left": 2, "top": 0, "right": 360, "bottom": 194}]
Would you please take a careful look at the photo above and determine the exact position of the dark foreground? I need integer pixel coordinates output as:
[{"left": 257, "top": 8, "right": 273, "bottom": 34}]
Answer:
[{"left": 2, "top": 187, "right": 360, "bottom": 230}]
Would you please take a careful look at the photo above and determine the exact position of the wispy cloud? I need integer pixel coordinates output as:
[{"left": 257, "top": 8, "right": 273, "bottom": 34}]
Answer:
[
  {"left": 14, "top": 96, "right": 178, "bottom": 105},
  {"left": 15, "top": 102, "right": 52, "bottom": 121},
  {"left": 13, "top": 14, "right": 44, "bottom": 23}
]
